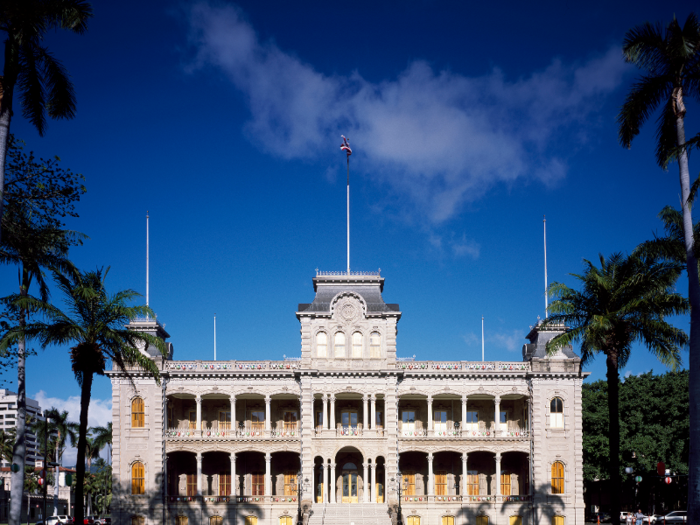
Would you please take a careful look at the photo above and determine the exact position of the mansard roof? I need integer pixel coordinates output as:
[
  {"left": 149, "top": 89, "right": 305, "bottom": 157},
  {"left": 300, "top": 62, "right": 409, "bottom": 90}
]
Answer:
[{"left": 297, "top": 271, "right": 400, "bottom": 315}]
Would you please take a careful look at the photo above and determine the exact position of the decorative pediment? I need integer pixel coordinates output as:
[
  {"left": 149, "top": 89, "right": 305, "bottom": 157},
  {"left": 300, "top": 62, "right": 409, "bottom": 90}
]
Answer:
[{"left": 330, "top": 292, "right": 366, "bottom": 324}]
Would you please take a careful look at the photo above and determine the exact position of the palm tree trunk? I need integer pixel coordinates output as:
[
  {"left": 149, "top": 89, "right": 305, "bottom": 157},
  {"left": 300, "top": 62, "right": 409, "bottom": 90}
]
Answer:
[
  {"left": 0, "top": 40, "right": 18, "bottom": 246},
  {"left": 75, "top": 372, "right": 94, "bottom": 525},
  {"left": 10, "top": 272, "right": 29, "bottom": 525},
  {"left": 606, "top": 352, "right": 621, "bottom": 525},
  {"left": 675, "top": 114, "right": 700, "bottom": 525}
]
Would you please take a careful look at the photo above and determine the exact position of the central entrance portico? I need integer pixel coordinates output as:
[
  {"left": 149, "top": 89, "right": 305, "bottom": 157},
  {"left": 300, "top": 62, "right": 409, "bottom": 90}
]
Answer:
[
  {"left": 342, "top": 462, "right": 358, "bottom": 503},
  {"left": 335, "top": 447, "right": 364, "bottom": 504}
]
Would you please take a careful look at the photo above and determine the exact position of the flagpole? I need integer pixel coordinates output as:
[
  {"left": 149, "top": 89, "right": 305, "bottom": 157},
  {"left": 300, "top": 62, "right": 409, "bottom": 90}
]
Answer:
[
  {"left": 146, "top": 210, "right": 150, "bottom": 318},
  {"left": 481, "top": 316, "right": 485, "bottom": 362},
  {"left": 544, "top": 215, "right": 548, "bottom": 319},
  {"left": 347, "top": 155, "right": 350, "bottom": 275}
]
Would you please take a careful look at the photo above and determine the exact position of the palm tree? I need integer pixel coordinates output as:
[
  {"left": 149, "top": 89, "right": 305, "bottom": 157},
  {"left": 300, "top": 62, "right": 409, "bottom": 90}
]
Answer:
[
  {"left": 83, "top": 435, "right": 100, "bottom": 515},
  {"left": 618, "top": 17, "right": 700, "bottom": 519},
  {"left": 0, "top": 428, "right": 15, "bottom": 463},
  {"left": 32, "top": 408, "right": 77, "bottom": 514},
  {"left": 90, "top": 422, "right": 112, "bottom": 464},
  {"left": 0, "top": 209, "right": 79, "bottom": 525},
  {"left": 544, "top": 253, "right": 688, "bottom": 524},
  {"left": 22, "top": 267, "right": 167, "bottom": 525},
  {"left": 0, "top": 0, "right": 92, "bottom": 244}
]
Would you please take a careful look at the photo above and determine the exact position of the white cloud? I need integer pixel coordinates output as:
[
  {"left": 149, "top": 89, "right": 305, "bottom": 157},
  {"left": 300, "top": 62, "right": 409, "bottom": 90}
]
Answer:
[
  {"left": 488, "top": 330, "right": 524, "bottom": 352},
  {"left": 187, "top": 3, "right": 628, "bottom": 224},
  {"left": 33, "top": 391, "right": 112, "bottom": 466}
]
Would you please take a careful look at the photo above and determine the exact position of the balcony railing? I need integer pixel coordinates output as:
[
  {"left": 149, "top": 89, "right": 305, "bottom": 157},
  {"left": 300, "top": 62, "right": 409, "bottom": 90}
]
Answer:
[
  {"left": 401, "top": 494, "right": 531, "bottom": 503},
  {"left": 336, "top": 426, "right": 362, "bottom": 437},
  {"left": 398, "top": 427, "right": 530, "bottom": 439}
]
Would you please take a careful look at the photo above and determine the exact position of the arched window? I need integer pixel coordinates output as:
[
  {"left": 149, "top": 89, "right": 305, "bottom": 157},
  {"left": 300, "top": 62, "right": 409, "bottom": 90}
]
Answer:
[
  {"left": 370, "top": 332, "right": 381, "bottom": 358},
  {"left": 352, "top": 332, "right": 363, "bottom": 358},
  {"left": 176, "top": 516, "right": 188, "bottom": 525},
  {"left": 551, "top": 461, "right": 565, "bottom": 494},
  {"left": 131, "top": 517, "right": 145, "bottom": 525},
  {"left": 210, "top": 517, "right": 223, "bottom": 525},
  {"left": 132, "top": 462, "right": 145, "bottom": 494},
  {"left": 476, "top": 517, "right": 489, "bottom": 525},
  {"left": 550, "top": 398, "right": 564, "bottom": 428},
  {"left": 317, "top": 332, "right": 327, "bottom": 358},
  {"left": 510, "top": 517, "right": 523, "bottom": 525},
  {"left": 553, "top": 517, "right": 565, "bottom": 525},
  {"left": 245, "top": 517, "right": 258, "bottom": 525},
  {"left": 334, "top": 332, "right": 345, "bottom": 358},
  {"left": 407, "top": 517, "right": 421, "bottom": 525},
  {"left": 280, "top": 517, "right": 293, "bottom": 525},
  {"left": 132, "top": 397, "right": 145, "bottom": 428},
  {"left": 442, "top": 517, "right": 455, "bottom": 525}
]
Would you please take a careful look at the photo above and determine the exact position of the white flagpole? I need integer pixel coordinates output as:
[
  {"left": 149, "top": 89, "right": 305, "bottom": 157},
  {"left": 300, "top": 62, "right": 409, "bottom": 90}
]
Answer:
[
  {"left": 146, "top": 210, "right": 150, "bottom": 317},
  {"left": 544, "top": 215, "right": 548, "bottom": 319},
  {"left": 214, "top": 314, "right": 217, "bottom": 361},
  {"left": 481, "top": 316, "right": 485, "bottom": 362},
  {"left": 347, "top": 155, "right": 350, "bottom": 275}
]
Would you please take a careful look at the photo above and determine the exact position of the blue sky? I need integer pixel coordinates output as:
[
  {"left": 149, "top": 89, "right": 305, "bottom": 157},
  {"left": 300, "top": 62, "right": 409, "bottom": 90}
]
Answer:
[{"left": 1, "top": 0, "right": 697, "bottom": 464}]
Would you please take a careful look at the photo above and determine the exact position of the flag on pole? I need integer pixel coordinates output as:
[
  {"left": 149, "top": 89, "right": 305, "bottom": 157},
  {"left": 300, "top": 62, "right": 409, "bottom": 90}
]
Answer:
[{"left": 341, "top": 135, "right": 352, "bottom": 156}]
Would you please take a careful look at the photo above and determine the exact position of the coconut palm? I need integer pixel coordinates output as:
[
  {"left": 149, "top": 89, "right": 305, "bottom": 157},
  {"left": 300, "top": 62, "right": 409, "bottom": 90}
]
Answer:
[
  {"left": 0, "top": 428, "right": 15, "bottom": 463},
  {"left": 0, "top": 0, "right": 92, "bottom": 244},
  {"left": 32, "top": 408, "right": 77, "bottom": 514},
  {"left": 22, "top": 266, "right": 166, "bottom": 525},
  {"left": 618, "top": 17, "right": 700, "bottom": 519},
  {"left": 544, "top": 253, "right": 688, "bottom": 523},
  {"left": 0, "top": 208, "right": 80, "bottom": 525},
  {"left": 90, "top": 422, "right": 112, "bottom": 464}
]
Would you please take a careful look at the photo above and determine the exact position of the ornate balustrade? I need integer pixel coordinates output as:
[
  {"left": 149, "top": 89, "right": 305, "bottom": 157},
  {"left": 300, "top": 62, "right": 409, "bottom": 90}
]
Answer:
[
  {"left": 166, "top": 360, "right": 300, "bottom": 372},
  {"left": 401, "top": 494, "right": 531, "bottom": 503},
  {"left": 396, "top": 361, "right": 529, "bottom": 372},
  {"left": 336, "top": 426, "right": 362, "bottom": 437},
  {"left": 398, "top": 427, "right": 530, "bottom": 439}
]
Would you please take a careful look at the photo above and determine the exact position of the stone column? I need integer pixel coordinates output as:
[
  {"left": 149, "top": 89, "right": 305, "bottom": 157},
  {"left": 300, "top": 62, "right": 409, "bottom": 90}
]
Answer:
[
  {"left": 322, "top": 394, "right": 328, "bottom": 431},
  {"left": 427, "top": 396, "right": 433, "bottom": 433},
  {"left": 196, "top": 395, "right": 202, "bottom": 431},
  {"left": 363, "top": 462, "right": 369, "bottom": 502},
  {"left": 323, "top": 461, "right": 329, "bottom": 503},
  {"left": 494, "top": 396, "right": 501, "bottom": 436},
  {"left": 363, "top": 395, "right": 369, "bottom": 430},
  {"left": 265, "top": 395, "right": 272, "bottom": 432},
  {"left": 371, "top": 395, "right": 377, "bottom": 431},
  {"left": 265, "top": 452, "right": 272, "bottom": 497},
  {"left": 230, "top": 453, "right": 237, "bottom": 496},
  {"left": 330, "top": 463, "right": 336, "bottom": 503},
  {"left": 196, "top": 452, "right": 202, "bottom": 496},
  {"left": 230, "top": 394, "right": 236, "bottom": 433},
  {"left": 370, "top": 463, "right": 376, "bottom": 503},
  {"left": 495, "top": 453, "right": 502, "bottom": 497},
  {"left": 461, "top": 453, "right": 468, "bottom": 496},
  {"left": 427, "top": 453, "right": 434, "bottom": 496},
  {"left": 330, "top": 395, "right": 336, "bottom": 432},
  {"left": 461, "top": 395, "right": 467, "bottom": 434}
]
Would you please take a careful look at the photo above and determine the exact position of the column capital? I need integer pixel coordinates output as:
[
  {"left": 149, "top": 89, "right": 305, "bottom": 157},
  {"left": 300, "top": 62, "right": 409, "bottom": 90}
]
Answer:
[
  {"left": 196, "top": 452, "right": 202, "bottom": 461},
  {"left": 230, "top": 393, "right": 236, "bottom": 401},
  {"left": 462, "top": 395, "right": 467, "bottom": 403},
  {"left": 363, "top": 394, "right": 369, "bottom": 402},
  {"left": 370, "top": 394, "right": 376, "bottom": 401},
  {"left": 494, "top": 395, "right": 501, "bottom": 403},
  {"left": 230, "top": 453, "right": 236, "bottom": 461},
  {"left": 427, "top": 452, "right": 434, "bottom": 461},
  {"left": 369, "top": 463, "right": 376, "bottom": 470},
  {"left": 322, "top": 393, "right": 327, "bottom": 401},
  {"left": 495, "top": 452, "right": 502, "bottom": 461},
  {"left": 330, "top": 394, "right": 336, "bottom": 401},
  {"left": 363, "top": 462, "right": 368, "bottom": 469},
  {"left": 265, "top": 452, "right": 271, "bottom": 462},
  {"left": 427, "top": 395, "right": 433, "bottom": 402},
  {"left": 196, "top": 395, "right": 202, "bottom": 403},
  {"left": 265, "top": 395, "right": 271, "bottom": 403},
  {"left": 462, "top": 452, "right": 468, "bottom": 462}
]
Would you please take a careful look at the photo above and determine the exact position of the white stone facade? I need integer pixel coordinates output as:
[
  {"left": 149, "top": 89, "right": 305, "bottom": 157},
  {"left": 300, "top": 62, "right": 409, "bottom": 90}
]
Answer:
[{"left": 108, "top": 273, "right": 586, "bottom": 525}]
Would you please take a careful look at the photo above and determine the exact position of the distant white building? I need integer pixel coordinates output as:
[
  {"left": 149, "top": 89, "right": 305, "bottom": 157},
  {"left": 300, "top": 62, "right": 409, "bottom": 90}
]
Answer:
[{"left": 0, "top": 389, "right": 45, "bottom": 467}]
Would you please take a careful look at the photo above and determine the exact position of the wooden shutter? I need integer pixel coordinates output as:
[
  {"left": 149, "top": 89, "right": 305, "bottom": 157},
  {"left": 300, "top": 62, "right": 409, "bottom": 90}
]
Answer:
[
  {"left": 510, "top": 517, "right": 522, "bottom": 525},
  {"left": 131, "top": 398, "right": 144, "bottom": 428},
  {"left": 551, "top": 462, "right": 564, "bottom": 494},
  {"left": 131, "top": 462, "right": 144, "bottom": 494}
]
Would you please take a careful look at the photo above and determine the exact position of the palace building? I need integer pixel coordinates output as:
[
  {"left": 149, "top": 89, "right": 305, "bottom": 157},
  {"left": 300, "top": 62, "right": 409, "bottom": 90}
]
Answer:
[{"left": 108, "top": 271, "right": 586, "bottom": 525}]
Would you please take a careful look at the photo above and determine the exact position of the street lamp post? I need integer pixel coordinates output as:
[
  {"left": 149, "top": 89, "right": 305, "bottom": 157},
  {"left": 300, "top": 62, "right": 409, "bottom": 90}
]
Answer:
[
  {"left": 390, "top": 473, "right": 403, "bottom": 525},
  {"left": 296, "top": 472, "right": 310, "bottom": 525}
]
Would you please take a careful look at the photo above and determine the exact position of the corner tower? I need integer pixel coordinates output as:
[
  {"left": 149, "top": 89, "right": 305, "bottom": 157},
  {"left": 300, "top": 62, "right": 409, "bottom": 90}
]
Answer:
[{"left": 296, "top": 270, "right": 401, "bottom": 369}]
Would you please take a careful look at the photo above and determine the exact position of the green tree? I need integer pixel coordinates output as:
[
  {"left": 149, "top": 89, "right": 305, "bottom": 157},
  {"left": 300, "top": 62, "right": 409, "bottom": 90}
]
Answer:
[
  {"left": 22, "top": 267, "right": 166, "bottom": 525},
  {"left": 0, "top": 139, "right": 84, "bottom": 525},
  {"left": 545, "top": 253, "right": 688, "bottom": 523},
  {"left": 0, "top": 1, "right": 92, "bottom": 244},
  {"left": 617, "top": 15, "right": 700, "bottom": 520},
  {"left": 32, "top": 408, "right": 77, "bottom": 514},
  {"left": 90, "top": 422, "right": 111, "bottom": 464},
  {"left": 0, "top": 428, "right": 14, "bottom": 463}
]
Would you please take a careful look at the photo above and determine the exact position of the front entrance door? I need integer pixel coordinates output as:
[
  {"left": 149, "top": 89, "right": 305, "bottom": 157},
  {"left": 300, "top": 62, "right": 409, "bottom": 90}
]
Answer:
[{"left": 342, "top": 462, "right": 358, "bottom": 503}]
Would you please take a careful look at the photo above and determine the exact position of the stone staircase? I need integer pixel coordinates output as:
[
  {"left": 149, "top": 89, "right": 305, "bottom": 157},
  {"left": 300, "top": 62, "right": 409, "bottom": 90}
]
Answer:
[{"left": 309, "top": 503, "right": 391, "bottom": 525}]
